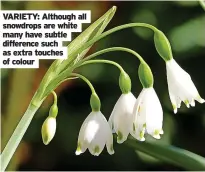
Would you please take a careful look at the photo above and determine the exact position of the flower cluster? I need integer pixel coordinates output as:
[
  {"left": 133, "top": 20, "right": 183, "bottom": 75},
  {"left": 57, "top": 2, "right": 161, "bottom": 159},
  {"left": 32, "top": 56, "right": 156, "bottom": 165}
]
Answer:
[
  {"left": 75, "top": 56, "right": 204, "bottom": 156},
  {"left": 42, "top": 28, "right": 204, "bottom": 157}
]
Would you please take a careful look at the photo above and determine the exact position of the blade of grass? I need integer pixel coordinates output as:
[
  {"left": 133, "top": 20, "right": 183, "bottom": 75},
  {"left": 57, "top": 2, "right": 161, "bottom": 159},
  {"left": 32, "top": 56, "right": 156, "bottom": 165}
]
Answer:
[{"left": 125, "top": 137, "right": 205, "bottom": 170}]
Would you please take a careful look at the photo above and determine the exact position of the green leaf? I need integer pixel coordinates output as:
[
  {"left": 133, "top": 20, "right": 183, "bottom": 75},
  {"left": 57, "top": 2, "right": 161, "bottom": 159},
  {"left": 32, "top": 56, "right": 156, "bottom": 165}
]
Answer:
[
  {"left": 56, "top": 6, "right": 117, "bottom": 73},
  {"left": 126, "top": 137, "right": 205, "bottom": 170}
]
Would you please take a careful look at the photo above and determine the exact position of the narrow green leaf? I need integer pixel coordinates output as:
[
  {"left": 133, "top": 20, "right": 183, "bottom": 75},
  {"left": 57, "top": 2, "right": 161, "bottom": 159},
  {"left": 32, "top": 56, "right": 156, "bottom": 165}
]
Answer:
[
  {"left": 126, "top": 137, "right": 205, "bottom": 170},
  {"left": 57, "top": 6, "right": 117, "bottom": 73}
]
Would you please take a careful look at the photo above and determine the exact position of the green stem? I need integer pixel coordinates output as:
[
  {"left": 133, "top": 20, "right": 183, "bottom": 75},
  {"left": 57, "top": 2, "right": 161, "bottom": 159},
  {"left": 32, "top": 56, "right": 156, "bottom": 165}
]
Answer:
[
  {"left": 0, "top": 102, "right": 42, "bottom": 172},
  {"left": 69, "top": 23, "right": 158, "bottom": 60},
  {"left": 79, "top": 59, "right": 125, "bottom": 73},
  {"left": 51, "top": 91, "right": 57, "bottom": 105},
  {"left": 43, "top": 76, "right": 78, "bottom": 99},
  {"left": 71, "top": 73, "right": 96, "bottom": 94},
  {"left": 78, "top": 59, "right": 132, "bottom": 94},
  {"left": 79, "top": 47, "right": 146, "bottom": 65}
]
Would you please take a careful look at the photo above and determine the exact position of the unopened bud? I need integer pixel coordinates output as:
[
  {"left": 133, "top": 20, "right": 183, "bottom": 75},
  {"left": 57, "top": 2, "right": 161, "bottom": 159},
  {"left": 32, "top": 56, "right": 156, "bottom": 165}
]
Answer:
[
  {"left": 90, "top": 93, "right": 101, "bottom": 112},
  {"left": 41, "top": 117, "right": 56, "bottom": 145},
  {"left": 138, "top": 63, "right": 154, "bottom": 88},
  {"left": 119, "top": 71, "right": 131, "bottom": 94},
  {"left": 154, "top": 30, "right": 173, "bottom": 62}
]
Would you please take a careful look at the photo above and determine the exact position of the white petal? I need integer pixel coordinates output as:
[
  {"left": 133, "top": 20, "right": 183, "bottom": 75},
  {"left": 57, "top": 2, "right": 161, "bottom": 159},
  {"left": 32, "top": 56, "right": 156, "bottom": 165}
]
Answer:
[
  {"left": 159, "top": 129, "right": 164, "bottom": 135},
  {"left": 168, "top": 91, "right": 177, "bottom": 114},
  {"left": 87, "top": 112, "right": 111, "bottom": 156},
  {"left": 76, "top": 112, "right": 97, "bottom": 155},
  {"left": 145, "top": 88, "right": 163, "bottom": 139},
  {"left": 108, "top": 109, "right": 114, "bottom": 132},
  {"left": 184, "top": 99, "right": 190, "bottom": 108},
  {"left": 176, "top": 98, "right": 182, "bottom": 109},
  {"left": 190, "top": 99, "right": 195, "bottom": 107},
  {"left": 196, "top": 95, "right": 205, "bottom": 104},
  {"left": 75, "top": 141, "right": 88, "bottom": 155},
  {"left": 131, "top": 89, "right": 147, "bottom": 141},
  {"left": 110, "top": 92, "right": 136, "bottom": 143},
  {"left": 105, "top": 123, "right": 114, "bottom": 155},
  {"left": 78, "top": 112, "right": 99, "bottom": 143}
]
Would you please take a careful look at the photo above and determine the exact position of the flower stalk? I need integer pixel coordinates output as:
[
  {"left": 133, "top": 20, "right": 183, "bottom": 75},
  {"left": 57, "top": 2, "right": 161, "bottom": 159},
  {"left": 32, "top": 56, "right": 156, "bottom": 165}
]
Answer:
[{"left": 0, "top": 102, "right": 42, "bottom": 172}]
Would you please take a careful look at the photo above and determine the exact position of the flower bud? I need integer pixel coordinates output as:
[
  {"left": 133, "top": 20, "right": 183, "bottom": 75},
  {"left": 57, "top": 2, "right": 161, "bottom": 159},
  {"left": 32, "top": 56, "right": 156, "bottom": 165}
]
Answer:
[
  {"left": 41, "top": 117, "right": 56, "bottom": 145},
  {"left": 119, "top": 71, "right": 131, "bottom": 94},
  {"left": 138, "top": 63, "right": 154, "bottom": 88},
  {"left": 154, "top": 30, "right": 173, "bottom": 62},
  {"left": 90, "top": 93, "right": 101, "bottom": 112}
]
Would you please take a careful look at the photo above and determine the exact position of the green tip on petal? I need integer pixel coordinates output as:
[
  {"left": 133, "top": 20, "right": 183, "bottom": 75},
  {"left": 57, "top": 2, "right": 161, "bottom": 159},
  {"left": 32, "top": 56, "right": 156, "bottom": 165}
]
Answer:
[
  {"left": 154, "top": 129, "right": 160, "bottom": 135},
  {"left": 172, "top": 104, "right": 177, "bottom": 110},
  {"left": 153, "top": 130, "right": 161, "bottom": 139},
  {"left": 75, "top": 143, "right": 82, "bottom": 155},
  {"left": 107, "top": 144, "right": 114, "bottom": 155},
  {"left": 172, "top": 104, "right": 177, "bottom": 114},
  {"left": 197, "top": 95, "right": 205, "bottom": 103},
  {"left": 42, "top": 134, "right": 49, "bottom": 145},
  {"left": 117, "top": 131, "right": 123, "bottom": 143},
  {"left": 138, "top": 131, "right": 145, "bottom": 141},
  {"left": 140, "top": 130, "right": 144, "bottom": 139},
  {"left": 94, "top": 145, "right": 100, "bottom": 155},
  {"left": 184, "top": 100, "right": 190, "bottom": 108},
  {"left": 143, "top": 123, "right": 146, "bottom": 128}
]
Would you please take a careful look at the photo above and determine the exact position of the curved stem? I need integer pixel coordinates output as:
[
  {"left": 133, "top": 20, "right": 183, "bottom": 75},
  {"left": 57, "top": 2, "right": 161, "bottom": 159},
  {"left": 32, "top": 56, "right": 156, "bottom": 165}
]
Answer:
[
  {"left": 87, "top": 47, "right": 145, "bottom": 63},
  {"left": 79, "top": 59, "right": 125, "bottom": 73},
  {"left": 70, "top": 23, "right": 158, "bottom": 59},
  {"left": 51, "top": 91, "right": 57, "bottom": 105},
  {"left": 73, "top": 47, "right": 146, "bottom": 70},
  {"left": 71, "top": 73, "right": 96, "bottom": 94}
]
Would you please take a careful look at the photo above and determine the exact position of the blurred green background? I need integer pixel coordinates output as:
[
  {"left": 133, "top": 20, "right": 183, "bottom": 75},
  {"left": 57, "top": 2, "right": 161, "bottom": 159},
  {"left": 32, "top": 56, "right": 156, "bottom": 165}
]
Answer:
[{"left": 1, "top": 1, "right": 205, "bottom": 171}]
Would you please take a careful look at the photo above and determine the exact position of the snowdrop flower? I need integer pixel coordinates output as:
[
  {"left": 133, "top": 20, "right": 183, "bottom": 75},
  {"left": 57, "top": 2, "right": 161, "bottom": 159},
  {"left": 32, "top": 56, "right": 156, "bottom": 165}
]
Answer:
[
  {"left": 76, "top": 111, "right": 114, "bottom": 156},
  {"left": 131, "top": 87, "right": 163, "bottom": 141},
  {"left": 108, "top": 92, "right": 136, "bottom": 144},
  {"left": 154, "top": 29, "right": 204, "bottom": 113},
  {"left": 166, "top": 59, "right": 205, "bottom": 113}
]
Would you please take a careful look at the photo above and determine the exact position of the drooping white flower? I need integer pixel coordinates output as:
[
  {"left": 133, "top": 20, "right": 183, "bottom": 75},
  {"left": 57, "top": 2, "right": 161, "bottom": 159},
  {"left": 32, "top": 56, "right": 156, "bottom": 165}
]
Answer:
[
  {"left": 41, "top": 116, "right": 56, "bottom": 145},
  {"left": 131, "top": 88, "right": 163, "bottom": 141},
  {"left": 166, "top": 59, "right": 205, "bottom": 114},
  {"left": 108, "top": 92, "right": 136, "bottom": 144},
  {"left": 75, "top": 111, "right": 114, "bottom": 156}
]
